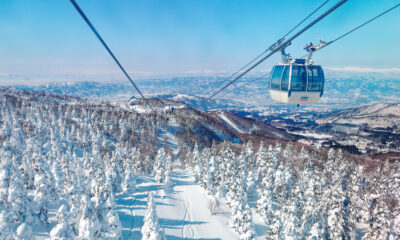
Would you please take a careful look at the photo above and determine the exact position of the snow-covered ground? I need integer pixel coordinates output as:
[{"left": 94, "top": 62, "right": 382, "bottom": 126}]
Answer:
[
  {"left": 218, "top": 112, "right": 244, "bottom": 134},
  {"left": 115, "top": 116, "right": 267, "bottom": 239},
  {"left": 116, "top": 163, "right": 268, "bottom": 239}
]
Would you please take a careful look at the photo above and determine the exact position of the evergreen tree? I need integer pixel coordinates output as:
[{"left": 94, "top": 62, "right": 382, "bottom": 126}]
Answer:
[
  {"left": 8, "top": 167, "right": 34, "bottom": 225},
  {"left": 204, "top": 156, "right": 216, "bottom": 195},
  {"left": 50, "top": 205, "right": 75, "bottom": 240},
  {"left": 154, "top": 148, "right": 166, "bottom": 183},
  {"left": 363, "top": 199, "right": 391, "bottom": 240},
  {"left": 0, "top": 210, "right": 13, "bottom": 239},
  {"left": 141, "top": 193, "right": 166, "bottom": 240},
  {"left": 15, "top": 223, "right": 32, "bottom": 240},
  {"left": 163, "top": 160, "right": 173, "bottom": 193},
  {"left": 78, "top": 193, "right": 101, "bottom": 239}
]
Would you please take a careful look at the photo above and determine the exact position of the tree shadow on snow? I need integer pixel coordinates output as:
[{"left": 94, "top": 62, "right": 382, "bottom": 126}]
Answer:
[
  {"left": 159, "top": 217, "right": 207, "bottom": 229},
  {"left": 136, "top": 184, "right": 163, "bottom": 193},
  {"left": 254, "top": 223, "right": 267, "bottom": 236},
  {"left": 166, "top": 235, "right": 221, "bottom": 240},
  {"left": 118, "top": 211, "right": 144, "bottom": 238},
  {"left": 172, "top": 179, "right": 197, "bottom": 186}
]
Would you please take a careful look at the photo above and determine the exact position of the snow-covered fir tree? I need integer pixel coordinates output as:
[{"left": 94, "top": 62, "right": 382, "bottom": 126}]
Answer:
[{"left": 141, "top": 192, "right": 166, "bottom": 240}]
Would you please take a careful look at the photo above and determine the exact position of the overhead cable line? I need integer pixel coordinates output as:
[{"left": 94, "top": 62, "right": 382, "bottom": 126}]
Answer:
[
  {"left": 320, "top": 2, "right": 400, "bottom": 50},
  {"left": 220, "top": 73, "right": 269, "bottom": 97},
  {"left": 207, "top": 0, "right": 348, "bottom": 101},
  {"left": 300, "top": 2, "right": 400, "bottom": 59},
  {"left": 213, "top": 0, "right": 331, "bottom": 94},
  {"left": 69, "top": 0, "right": 154, "bottom": 111},
  {"left": 282, "top": 0, "right": 331, "bottom": 38}
]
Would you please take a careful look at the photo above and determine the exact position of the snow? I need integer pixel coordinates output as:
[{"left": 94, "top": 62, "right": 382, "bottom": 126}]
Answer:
[
  {"left": 218, "top": 112, "right": 244, "bottom": 134},
  {"left": 288, "top": 131, "right": 332, "bottom": 139},
  {"left": 132, "top": 105, "right": 150, "bottom": 113},
  {"left": 116, "top": 163, "right": 269, "bottom": 239}
]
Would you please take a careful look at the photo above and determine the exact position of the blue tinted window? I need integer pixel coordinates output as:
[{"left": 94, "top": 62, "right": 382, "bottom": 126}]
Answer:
[
  {"left": 307, "top": 66, "right": 324, "bottom": 91},
  {"left": 281, "top": 66, "right": 289, "bottom": 91},
  {"left": 270, "top": 66, "right": 283, "bottom": 90},
  {"left": 291, "top": 66, "right": 307, "bottom": 91}
]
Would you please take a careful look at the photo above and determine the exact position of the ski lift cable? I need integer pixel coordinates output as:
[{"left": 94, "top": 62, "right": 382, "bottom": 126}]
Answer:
[
  {"left": 300, "top": 2, "right": 400, "bottom": 59},
  {"left": 69, "top": 0, "right": 154, "bottom": 111},
  {"left": 220, "top": 72, "right": 269, "bottom": 97},
  {"left": 326, "top": 2, "right": 400, "bottom": 48},
  {"left": 212, "top": 0, "right": 331, "bottom": 95},
  {"left": 282, "top": 0, "right": 331, "bottom": 39},
  {"left": 207, "top": 0, "right": 348, "bottom": 101}
]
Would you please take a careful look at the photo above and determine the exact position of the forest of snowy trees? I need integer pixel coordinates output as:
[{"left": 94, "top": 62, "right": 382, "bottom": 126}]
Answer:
[
  {"left": 178, "top": 141, "right": 400, "bottom": 239},
  {"left": 0, "top": 90, "right": 399, "bottom": 239}
]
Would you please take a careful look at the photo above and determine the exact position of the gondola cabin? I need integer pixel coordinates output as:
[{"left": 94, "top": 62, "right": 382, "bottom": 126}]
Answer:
[{"left": 269, "top": 59, "right": 324, "bottom": 104}]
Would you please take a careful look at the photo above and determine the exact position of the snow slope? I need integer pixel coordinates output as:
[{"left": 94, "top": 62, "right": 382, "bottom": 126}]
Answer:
[
  {"left": 218, "top": 112, "right": 244, "bottom": 134},
  {"left": 116, "top": 163, "right": 268, "bottom": 239}
]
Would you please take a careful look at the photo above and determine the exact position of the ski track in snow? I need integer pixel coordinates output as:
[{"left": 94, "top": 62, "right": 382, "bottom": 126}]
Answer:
[
  {"left": 115, "top": 117, "right": 268, "bottom": 239},
  {"left": 218, "top": 112, "right": 244, "bottom": 134}
]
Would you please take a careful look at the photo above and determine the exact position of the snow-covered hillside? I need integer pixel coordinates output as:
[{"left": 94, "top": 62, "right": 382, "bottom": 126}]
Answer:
[
  {"left": 316, "top": 102, "right": 400, "bottom": 128},
  {"left": 0, "top": 88, "right": 399, "bottom": 239}
]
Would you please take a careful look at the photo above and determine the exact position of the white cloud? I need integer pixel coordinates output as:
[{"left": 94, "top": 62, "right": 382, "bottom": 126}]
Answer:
[{"left": 325, "top": 66, "right": 400, "bottom": 73}]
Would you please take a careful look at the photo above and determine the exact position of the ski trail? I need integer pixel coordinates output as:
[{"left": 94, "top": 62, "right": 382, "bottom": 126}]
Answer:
[
  {"left": 127, "top": 195, "right": 136, "bottom": 238},
  {"left": 181, "top": 195, "right": 199, "bottom": 239},
  {"left": 218, "top": 112, "right": 244, "bottom": 133}
]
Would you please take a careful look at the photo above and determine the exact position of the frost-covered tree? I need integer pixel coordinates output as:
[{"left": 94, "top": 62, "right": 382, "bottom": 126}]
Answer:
[
  {"left": 122, "top": 156, "right": 136, "bottom": 193},
  {"left": 8, "top": 168, "right": 35, "bottom": 225},
  {"left": 0, "top": 155, "right": 12, "bottom": 208},
  {"left": 15, "top": 223, "right": 32, "bottom": 240},
  {"left": 204, "top": 156, "right": 216, "bottom": 196},
  {"left": 363, "top": 198, "right": 391, "bottom": 240},
  {"left": 300, "top": 158, "right": 324, "bottom": 239},
  {"left": 281, "top": 201, "right": 300, "bottom": 240},
  {"left": 0, "top": 210, "right": 13, "bottom": 239},
  {"left": 141, "top": 193, "right": 166, "bottom": 240},
  {"left": 154, "top": 148, "right": 166, "bottom": 183},
  {"left": 229, "top": 192, "right": 255, "bottom": 240},
  {"left": 215, "top": 154, "right": 227, "bottom": 198},
  {"left": 50, "top": 205, "right": 75, "bottom": 240},
  {"left": 78, "top": 193, "right": 101, "bottom": 239},
  {"left": 246, "top": 169, "right": 257, "bottom": 198},
  {"left": 323, "top": 149, "right": 346, "bottom": 239},
  {"left": 163, "top": 160, "right": 173, "bottom": 193},
  {"left": 193, "top": 144, "right": 203, "bottom": 183},
  {"left": 33, "top": 162, "right": 51, "bottom": 224},
  {"left": 239, "top": 204, "right": 256, "bottom": 240},
  {"left": 100, "top": 196, "right": 122, "bottom": 239}
]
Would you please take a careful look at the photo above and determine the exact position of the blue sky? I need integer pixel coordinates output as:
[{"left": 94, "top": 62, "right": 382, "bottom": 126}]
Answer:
[{"left": 1, "top": 0, "right": 399, "bottom": 79}]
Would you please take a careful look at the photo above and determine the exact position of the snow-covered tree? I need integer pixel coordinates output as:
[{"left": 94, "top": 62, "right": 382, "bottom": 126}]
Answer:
[
  {"left": 122, "top": 157, "right": 136, "bottom": 193},
  {"left": 163, "top": 164, "right": 173, "bottom": 193},
  {"left": 141, "top": 193, "right": 166, "bottom": 240},
  {"left": 15, "top": 223, "right": 32, "bottom": 240},
  {"left": 154, "top": 148, "right": 166, "bottom": 183},
  {"left": 49, "top": 205, "right": 75, "bottom": 240},
  {"left": 0, "top": 210, "right": 13, "bottom": 239},
  {"left": 8, "top": 167, "right": 35, "bottom": 225},
  {"left": 363, "top": 198, "right": 391, "bottom": 240},
  {"left": 78, "top": 193, "right": 101, "bottom": 239}
]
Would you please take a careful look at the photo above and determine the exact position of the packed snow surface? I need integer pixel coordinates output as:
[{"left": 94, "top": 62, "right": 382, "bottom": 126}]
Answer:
[
  {"left": 218, "top": 112, "right": 244, "bottom": 134},
  {"left": 116, "top": 164, "right": 267, "bottom": 239}
]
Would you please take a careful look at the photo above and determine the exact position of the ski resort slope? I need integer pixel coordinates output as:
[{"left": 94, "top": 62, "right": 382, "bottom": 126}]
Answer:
[
  {"left": 218, "top": 112, "right": 244, "bottom": 134},
  {"left": 116, "top": 164, "right": 268, "bottom": 239},
  {"left": 116, "top": 115, "right": 267, "bottom": 239}
]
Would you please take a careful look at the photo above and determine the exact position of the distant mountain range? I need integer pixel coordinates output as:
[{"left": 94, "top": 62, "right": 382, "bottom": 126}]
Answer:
[{"left": 2, "top": 74, "right": 400, "bottom": 112}]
